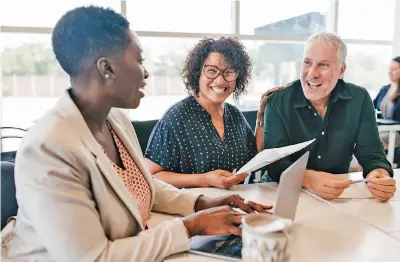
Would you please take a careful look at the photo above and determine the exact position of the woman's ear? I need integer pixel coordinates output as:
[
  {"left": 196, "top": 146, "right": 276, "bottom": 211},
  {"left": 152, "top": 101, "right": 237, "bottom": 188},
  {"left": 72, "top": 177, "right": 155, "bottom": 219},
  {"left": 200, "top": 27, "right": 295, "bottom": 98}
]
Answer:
[{"left": 97, "top": 57, "right": 114, "bottom": 79}]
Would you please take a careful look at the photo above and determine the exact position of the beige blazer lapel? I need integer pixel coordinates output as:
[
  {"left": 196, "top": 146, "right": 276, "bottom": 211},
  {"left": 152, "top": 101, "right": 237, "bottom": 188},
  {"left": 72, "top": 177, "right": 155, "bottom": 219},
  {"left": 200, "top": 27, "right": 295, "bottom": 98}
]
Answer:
[
  {"left": 107, "top": 111, "right": 156, "bottom": 207},
  {"left": 54, "top": 90, "right": 145, "bottom": 230}
]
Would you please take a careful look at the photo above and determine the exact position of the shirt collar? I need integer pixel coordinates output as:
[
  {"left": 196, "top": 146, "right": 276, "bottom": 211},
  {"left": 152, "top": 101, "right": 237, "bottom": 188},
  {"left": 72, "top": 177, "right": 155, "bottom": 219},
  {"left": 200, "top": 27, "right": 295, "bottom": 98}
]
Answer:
[{"left": 294, "top": 79, "right": 352, "bottom": 108}]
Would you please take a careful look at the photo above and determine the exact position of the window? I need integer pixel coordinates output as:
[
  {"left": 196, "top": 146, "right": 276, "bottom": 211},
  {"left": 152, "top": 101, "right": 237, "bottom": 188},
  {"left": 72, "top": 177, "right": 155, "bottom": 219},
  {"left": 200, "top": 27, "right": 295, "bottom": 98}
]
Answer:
[
  {"left": 338, "top": 0, "right": 395, "bottom": 41},
  {"left": 235, "top": 40, "right": 304, "bottom": 110},
  {"left": 240, "top": 0, "right": 330, "bottom": 36},
  {"left": 128, "top": 37, "right": 200, "bottom": 121},
  {"left": 1, "top": 33, "right": 67, "bottom": 135},
  {"left": 343, "top": 44, "right": 393, "bottom": 99},
  {"left": 1, "top": 0, "right": 399, "bottom": 138},
  {"left": 127, "top": 0, "right": 232, "bottom": 33},
  {"left": 0, "top": 0, "right": 120, "bottom": 27}
]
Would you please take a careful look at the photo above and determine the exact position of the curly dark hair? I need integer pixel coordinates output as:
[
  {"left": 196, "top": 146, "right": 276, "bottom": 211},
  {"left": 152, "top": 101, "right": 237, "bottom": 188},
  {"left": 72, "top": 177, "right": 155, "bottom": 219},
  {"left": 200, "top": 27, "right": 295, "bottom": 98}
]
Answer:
[
  {"left": 181, "top": 37, "right": 252, "bottom": 99},
  {"left": 52, "top": 6, "right": 131, "bottom": 77}
]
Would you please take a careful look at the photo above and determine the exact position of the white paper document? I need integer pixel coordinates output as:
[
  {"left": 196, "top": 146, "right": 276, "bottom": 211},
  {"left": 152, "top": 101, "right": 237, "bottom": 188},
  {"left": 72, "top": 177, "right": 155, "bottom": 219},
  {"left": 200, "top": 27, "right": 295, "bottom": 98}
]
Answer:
[
  {"left": 338, "top": 183, "right": 373, "bottom": 199},
  {"left": 236, "top": 139, "right": 315, "bottom": 175}
]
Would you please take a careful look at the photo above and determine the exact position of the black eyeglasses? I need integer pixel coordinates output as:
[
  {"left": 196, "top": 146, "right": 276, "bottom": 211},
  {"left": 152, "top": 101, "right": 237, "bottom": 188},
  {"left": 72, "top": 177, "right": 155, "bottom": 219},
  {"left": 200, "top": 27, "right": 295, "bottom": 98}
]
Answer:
[{"left": 203, "top": 65, "right": 239, "bottom": 82}]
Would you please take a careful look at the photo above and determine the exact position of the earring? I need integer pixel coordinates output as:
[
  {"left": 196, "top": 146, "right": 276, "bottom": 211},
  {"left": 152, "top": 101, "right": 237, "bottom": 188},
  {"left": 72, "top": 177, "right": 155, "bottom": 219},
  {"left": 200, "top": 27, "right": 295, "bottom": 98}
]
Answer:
[{"left": 104, "top": 73, "right": 110, "bottom": 79}]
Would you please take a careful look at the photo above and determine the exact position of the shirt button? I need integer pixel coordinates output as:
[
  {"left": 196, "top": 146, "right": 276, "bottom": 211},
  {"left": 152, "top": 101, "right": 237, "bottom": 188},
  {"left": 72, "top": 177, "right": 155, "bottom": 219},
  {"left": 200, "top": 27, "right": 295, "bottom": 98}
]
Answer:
[
  {"left": 314, "top": 113, "right": 317, "bottom": 116},
  {"left": 322, "top": 132, "right": 325, "bottom": 135},
  {"left": 308, "top": 106, "right": 311, "bottom": 109},
  {"left": 318, "top": 155, "right": 321, "bottom": 159}
]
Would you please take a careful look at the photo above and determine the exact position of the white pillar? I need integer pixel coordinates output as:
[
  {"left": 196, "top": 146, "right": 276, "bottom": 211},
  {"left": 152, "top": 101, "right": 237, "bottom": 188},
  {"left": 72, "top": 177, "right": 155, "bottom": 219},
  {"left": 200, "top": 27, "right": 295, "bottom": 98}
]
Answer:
[
  {"left": 326, "top": 0, "right": 339, "bottom": 33},
  {"left": 120, "top": 0, "right": 127, "bottom": 17},
  {"left": 231, "top": 0, "right": 240, "bottom": 35},
  {"left": 393, "top": 0, "right": 400, "bottom": 57}
]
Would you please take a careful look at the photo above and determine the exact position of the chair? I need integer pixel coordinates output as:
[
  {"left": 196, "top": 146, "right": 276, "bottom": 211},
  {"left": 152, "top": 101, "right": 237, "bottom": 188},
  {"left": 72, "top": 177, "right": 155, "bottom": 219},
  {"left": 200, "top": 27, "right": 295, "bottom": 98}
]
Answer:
[
  {"left": 241, "top": 110, "right": 258, "bottom": 132},
  {"left": 1, "top": 126, "right": 26, "bottom": 163},
  {"left": 1, "top": 161, "right": 18, "bottom": 229},
  {"left": 131, "top": 119, "right": 159, "bottom": 155}
]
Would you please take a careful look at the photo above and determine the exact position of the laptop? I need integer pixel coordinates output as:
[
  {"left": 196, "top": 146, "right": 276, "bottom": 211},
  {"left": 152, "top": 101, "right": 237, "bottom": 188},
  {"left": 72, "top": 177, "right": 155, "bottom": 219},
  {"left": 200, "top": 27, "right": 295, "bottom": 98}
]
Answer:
[{"left": 189, "top": 151, "right": 309, "bottom": 261}]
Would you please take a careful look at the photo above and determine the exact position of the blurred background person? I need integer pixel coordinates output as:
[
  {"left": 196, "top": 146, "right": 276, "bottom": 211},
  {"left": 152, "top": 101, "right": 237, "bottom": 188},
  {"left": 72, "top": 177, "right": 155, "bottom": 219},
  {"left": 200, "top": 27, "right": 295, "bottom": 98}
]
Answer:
[{"left": 374, "top": 56, "right": 400, "bottom": 149}]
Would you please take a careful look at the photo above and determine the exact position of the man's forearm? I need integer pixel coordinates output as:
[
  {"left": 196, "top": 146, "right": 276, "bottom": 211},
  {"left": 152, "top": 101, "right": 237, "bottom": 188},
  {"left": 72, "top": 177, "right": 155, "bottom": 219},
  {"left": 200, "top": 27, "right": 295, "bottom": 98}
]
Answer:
[{"left": 303, "top": 169, "right": 320, "bottom": 189}]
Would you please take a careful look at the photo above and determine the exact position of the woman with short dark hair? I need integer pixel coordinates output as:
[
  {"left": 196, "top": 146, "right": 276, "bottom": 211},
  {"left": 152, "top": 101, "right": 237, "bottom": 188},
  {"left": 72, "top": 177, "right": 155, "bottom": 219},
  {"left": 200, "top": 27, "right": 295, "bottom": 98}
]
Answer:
[
  {"left": 1, "top": 6, "right": 271, "bottom": 262},
  {"left": 145, "top": 37, "right": 281, "bottom": 189}
]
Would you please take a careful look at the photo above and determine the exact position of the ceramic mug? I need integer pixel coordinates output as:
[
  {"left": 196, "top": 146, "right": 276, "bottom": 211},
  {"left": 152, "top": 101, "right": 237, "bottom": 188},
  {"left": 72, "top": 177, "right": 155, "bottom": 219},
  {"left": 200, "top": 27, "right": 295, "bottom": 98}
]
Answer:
[{"left": 241, "top": 213, "right": 293, "bottom": 262}]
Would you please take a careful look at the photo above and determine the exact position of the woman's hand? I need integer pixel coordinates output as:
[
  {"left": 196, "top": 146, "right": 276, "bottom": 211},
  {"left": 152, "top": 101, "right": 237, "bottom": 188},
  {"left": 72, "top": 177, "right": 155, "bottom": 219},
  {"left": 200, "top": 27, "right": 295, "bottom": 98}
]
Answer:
[
  {"left": 182, "top": 206, "right": 244, "bottom": 237},
  {"left": 257, "top": 86, "right": 284, "bottom": 122},
  {"left": 204, "top": 169, "right": 248, "bottom": 189},
  {"left": 195, "top": 194, "right": 272, "bottom": 214}
]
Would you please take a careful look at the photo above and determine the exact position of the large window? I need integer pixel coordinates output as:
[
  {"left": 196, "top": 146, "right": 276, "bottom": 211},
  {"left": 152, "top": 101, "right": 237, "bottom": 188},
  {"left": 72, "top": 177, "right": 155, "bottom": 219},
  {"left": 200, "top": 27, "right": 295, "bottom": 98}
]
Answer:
[
  {"left": 235, "top": 40, "right": 304, "bottom": 110},
  {"left": 1, "top": 33, "right": 65, "bottom": 129},
  {"left": 1, "top": 0, "right": 399, "bottom": 151},
  {"left": 0, "top": 0, "right": 120, "bottom": 27},
  {"left": 338, "top": 0, "right": 395, "bottom": 41},
  {"left": 128, "top": 37, "right": 200, "bottom": 121},
  {"left": 344, "top": 44, "right": 393, "bottom": 98},
  {"left": 127, "top": 0, "right": 232, "bottom": 33},
  {"left": 240, "top": 0, "right": 331, "bottom": 35}
]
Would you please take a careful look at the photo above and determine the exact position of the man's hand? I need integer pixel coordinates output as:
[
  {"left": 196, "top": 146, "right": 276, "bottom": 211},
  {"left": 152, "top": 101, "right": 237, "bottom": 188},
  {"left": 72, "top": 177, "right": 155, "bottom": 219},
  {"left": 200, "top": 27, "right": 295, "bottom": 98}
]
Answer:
[
  {"left": 305, "top": 170, "right": 351, "bottom": 200},
  {"left": 194, "top": 194, "right": 273, "bottom": 213},
  {"left": 204, "top": 169, "right": 248, "bottom": 189},
  {"left": 257, "top": 86, "right": 284, "bottom": 122},
  {"left": 366, "top": 168, "right": 396, "bottom": 202}
]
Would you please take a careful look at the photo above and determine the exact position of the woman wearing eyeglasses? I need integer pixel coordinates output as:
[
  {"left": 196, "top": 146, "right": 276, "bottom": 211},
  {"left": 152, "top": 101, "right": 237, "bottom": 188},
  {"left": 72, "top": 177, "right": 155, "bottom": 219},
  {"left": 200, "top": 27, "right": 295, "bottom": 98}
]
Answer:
[{"left": 145, "top": 38, "right": 282, "bottom": 189}]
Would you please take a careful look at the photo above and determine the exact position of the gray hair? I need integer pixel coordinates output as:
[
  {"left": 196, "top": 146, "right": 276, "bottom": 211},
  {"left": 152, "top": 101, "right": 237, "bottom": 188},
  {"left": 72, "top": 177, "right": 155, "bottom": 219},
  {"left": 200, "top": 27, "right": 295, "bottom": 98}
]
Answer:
[{"left": 305, "top": 32, "right": 347, "bottom": 65}]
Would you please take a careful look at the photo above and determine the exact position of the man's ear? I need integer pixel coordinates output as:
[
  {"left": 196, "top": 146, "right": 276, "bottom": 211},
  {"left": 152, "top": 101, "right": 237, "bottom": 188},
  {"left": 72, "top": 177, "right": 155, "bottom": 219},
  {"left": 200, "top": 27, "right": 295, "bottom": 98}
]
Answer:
[
  {"left": 96, "top": 57, "right": 114, "bottom": 79},
  {"left": 338, "top": 63, "right": 346, "bottom": 79}
]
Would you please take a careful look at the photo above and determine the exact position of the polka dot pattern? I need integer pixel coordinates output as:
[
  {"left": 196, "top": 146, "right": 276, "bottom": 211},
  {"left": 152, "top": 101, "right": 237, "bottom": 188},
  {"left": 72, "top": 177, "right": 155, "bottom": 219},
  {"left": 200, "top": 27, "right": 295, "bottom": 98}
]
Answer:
[
  {"left": 145, "top": 96, "right": 258, "bottom": 176},
  {"left": 103, "top": 122, "right": 152, "bottom": 227}
]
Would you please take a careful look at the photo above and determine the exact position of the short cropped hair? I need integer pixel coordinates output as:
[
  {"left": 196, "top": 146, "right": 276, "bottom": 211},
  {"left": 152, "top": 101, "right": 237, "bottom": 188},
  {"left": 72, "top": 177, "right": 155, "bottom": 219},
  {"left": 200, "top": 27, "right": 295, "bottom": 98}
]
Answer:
[
  {"left": 181, "top": 37, "right": 252, "bottom": 99},
  {"left": 305, "top": 32, "right": 347, "bottom": 66},
  {"left": 52, "top": 6, "right": 131, "bottom": 77}
]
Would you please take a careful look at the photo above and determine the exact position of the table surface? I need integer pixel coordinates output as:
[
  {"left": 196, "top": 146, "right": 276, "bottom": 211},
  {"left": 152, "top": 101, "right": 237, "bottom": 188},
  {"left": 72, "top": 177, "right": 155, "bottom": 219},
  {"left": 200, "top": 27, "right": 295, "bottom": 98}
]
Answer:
[
  {"left": 376, "top": 119, "right": 400, "bottom": 125},
  {"left": 148, "top": 172, "right": 400, "bottom": 262}
]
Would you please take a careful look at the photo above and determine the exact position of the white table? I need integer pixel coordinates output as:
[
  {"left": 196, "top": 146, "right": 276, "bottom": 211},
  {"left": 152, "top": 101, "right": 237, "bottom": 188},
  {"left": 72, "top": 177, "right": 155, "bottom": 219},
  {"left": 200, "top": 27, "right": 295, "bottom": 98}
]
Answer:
[
  {"left": 392, "top": 231, "right": 400, "bottom": 240},
  {"left": 148, "top": 172, "right": 400, "bottom": 262},
  {"left": 325, "top": 172, "right": 400, "bottom": 236}
]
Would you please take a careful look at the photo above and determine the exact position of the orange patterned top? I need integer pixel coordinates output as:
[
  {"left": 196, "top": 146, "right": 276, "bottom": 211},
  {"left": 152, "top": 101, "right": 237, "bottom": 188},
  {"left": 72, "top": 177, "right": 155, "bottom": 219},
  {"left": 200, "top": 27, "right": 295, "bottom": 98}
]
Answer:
[{"left": 103, "top": 122, "right": 152, "bottom": 227}]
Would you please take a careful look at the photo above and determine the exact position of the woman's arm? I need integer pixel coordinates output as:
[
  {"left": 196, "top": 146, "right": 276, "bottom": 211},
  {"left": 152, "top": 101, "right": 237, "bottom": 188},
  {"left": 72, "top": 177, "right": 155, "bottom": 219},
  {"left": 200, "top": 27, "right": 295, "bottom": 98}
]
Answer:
[
  {"left": 145, "top": 159, "right": 247, "bottom": 189},
  {"left": 255, "top": 118, "right": 264, "bottom": 152},
  {"left": 15, "top": 135, "right": 191, "bottom": 262},
  {"left": 255, "top": 86, "right": 284, "bottom": 152}
]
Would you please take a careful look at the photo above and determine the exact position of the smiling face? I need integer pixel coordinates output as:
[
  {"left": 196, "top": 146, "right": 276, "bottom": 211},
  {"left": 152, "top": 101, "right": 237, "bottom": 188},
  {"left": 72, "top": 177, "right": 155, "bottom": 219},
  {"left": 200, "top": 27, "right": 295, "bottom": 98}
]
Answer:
[
  {"left": 105, "top": 31, "right": 149, "bottom": 109},
  {"left": 300, "top": 42, "right": 346, "bottom": 104},
  {"left": 198, "top": 52, "right": 237, "bottom": 105},
  {"left": 389, "top": 60, "right": 400, "bottom": 83}
]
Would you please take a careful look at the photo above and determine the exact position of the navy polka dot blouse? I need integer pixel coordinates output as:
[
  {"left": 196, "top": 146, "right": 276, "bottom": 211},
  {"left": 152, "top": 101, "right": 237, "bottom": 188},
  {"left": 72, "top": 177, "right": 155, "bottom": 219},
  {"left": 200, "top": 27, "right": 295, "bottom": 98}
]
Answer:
[{"left": 145, "top": 96, "right": 258, "bottom": 175}]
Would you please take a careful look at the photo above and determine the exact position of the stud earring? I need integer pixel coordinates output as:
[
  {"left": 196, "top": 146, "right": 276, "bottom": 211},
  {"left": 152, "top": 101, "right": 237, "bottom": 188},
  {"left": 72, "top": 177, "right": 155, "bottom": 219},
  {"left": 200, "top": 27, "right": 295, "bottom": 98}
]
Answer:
[{"left": 104, "top": 73, "right": 110, "bottom": 79}]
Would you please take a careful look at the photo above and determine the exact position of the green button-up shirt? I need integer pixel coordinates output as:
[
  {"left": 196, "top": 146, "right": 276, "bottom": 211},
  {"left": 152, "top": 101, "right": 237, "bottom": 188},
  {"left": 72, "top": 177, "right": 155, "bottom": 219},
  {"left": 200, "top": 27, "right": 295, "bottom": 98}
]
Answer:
[{"left": 263, "top": 79, "right": 393, "bottom": 182}]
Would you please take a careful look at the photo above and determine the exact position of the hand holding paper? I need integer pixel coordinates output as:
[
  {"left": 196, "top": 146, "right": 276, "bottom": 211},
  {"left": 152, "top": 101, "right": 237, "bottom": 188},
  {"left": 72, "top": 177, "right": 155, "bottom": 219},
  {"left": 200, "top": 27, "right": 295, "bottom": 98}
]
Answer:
[{"left": 236, "top": 139, "right": 316, "bottom": 175}]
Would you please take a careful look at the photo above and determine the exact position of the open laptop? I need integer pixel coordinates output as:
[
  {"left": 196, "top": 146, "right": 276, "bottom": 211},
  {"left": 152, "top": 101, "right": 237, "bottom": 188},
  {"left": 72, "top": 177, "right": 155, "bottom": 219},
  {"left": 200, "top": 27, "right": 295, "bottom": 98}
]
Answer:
[{"left": 189, "top": 151, "right": 309, "bottom": 261}]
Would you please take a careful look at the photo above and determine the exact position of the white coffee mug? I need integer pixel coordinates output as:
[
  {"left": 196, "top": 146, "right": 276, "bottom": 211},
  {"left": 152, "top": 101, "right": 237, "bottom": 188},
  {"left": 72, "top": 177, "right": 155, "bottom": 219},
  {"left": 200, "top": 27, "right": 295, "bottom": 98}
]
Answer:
[{"left": 241, "top": 213, "right": 293, "bottom": 262}]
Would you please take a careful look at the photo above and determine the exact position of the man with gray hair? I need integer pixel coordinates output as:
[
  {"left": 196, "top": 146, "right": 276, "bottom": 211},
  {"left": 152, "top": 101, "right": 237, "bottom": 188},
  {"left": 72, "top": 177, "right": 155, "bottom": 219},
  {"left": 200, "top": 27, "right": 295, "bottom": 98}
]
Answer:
[{"left": 263, "top": 32, "right": 396, "bottom": 201}]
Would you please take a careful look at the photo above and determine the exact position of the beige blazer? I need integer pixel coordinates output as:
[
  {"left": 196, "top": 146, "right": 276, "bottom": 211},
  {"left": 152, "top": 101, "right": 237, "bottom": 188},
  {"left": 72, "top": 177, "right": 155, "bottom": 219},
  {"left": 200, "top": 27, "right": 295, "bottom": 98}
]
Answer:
[{"left": 1, "top": 90, "right": 201, "bottom": 262}]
